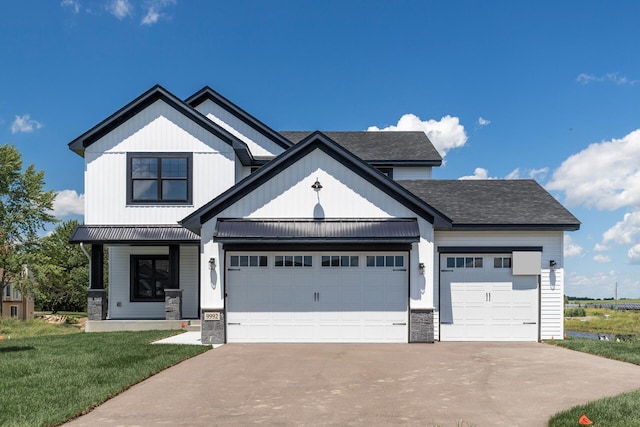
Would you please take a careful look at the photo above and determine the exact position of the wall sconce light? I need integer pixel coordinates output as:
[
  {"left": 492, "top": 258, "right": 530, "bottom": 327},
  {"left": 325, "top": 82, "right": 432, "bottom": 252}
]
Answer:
[
  {"left": 311, "top": 177, "right": 323, "bottom": 191},
  {"left": 209, "top": 257, "right": 216, "bottom": 270},
  {"left": 549, "top": 260, "right": 556, "bottom": 269},
  {"left": 418, "top": 262, "right": 425, "bottom": 274}
]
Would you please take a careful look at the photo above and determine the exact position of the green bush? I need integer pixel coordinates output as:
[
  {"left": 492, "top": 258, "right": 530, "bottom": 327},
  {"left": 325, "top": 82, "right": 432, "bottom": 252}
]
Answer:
[{"left": 565, "top": 307, "right": 586, "bottom": 317}]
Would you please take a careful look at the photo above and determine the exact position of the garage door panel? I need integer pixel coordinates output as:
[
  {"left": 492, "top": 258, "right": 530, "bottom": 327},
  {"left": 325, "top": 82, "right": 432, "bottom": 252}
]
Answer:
[
  {"left": 440, "top": 254, "right": 538, "bottom": 342},
  {"left": 227, "top": 252, "right": 408, "bottom": 343}
]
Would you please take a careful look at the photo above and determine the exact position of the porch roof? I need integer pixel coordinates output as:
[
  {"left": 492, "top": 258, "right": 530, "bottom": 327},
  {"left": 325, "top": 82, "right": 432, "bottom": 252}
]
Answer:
[
  {"left": 213, "top": 218, "right": 421, "bottom": 243},
  {"left": 70, "top": 225, "right": 200, "bottom": 245}
]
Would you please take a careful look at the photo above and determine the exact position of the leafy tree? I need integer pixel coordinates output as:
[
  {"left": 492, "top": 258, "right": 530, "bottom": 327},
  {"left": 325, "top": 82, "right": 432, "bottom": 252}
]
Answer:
[
  {"left": 31, "top": 219, "right": 89, "bottom": 313},
  {"left": 0, "top": 144, "right": 56, "bottom": 315}
]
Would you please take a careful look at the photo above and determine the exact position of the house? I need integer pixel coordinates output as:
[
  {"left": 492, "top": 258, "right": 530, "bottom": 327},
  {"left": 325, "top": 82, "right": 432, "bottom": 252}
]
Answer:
[
  {"left": 1, "top": 269, "right": 35, "bottom": 320},
  {"left": 68, "top": 85, "right": 579, "bottom": 343}
]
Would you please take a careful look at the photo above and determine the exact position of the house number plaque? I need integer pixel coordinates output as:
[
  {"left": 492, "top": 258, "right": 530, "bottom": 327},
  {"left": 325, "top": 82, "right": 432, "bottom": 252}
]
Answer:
[{"left": 204, "top": 312, "right": 220, "bottom": 321}]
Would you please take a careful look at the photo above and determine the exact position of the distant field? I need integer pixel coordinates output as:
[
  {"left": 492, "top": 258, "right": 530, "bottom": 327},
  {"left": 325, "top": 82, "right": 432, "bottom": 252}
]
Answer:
[
  {"left": 567, "top": 299, "right": 640, "bottom": 305},
  {"left": 565, "top": 307, "right": 640, "bottom": 336}
]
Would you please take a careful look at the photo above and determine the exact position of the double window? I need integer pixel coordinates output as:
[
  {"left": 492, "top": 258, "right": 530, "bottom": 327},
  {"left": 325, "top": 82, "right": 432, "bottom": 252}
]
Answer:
[
  {"left": 131, "top": 255, "right": 169, "bottom": 302},
  {"left": 127, "top": 153, "right": 192, "bottom": 204}
]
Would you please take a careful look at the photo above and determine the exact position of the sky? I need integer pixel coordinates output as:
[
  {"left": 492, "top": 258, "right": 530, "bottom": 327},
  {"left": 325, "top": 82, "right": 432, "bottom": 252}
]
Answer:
[{"left": 1, "top": 0, "right": 639, "bottom": 298}]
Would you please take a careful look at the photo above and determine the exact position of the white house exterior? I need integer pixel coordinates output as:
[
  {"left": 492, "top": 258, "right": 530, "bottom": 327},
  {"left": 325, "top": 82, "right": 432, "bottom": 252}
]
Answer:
[{"left": 69, "top": 85, "right": 579, "bottom": 343}]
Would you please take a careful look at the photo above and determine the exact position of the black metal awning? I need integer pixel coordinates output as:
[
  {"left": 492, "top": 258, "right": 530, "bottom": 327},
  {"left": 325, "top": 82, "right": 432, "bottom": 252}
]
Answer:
[
  {"left": 70, "top": 225, "right": 200, "bottom": 245},
  {"left": 214, "top": 218, "right": 420, "bottom": 243}
]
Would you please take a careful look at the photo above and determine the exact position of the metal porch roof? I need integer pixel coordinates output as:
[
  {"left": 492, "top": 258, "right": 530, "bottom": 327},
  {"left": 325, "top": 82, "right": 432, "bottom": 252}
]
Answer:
[
  {"left": 213, "top": 218, "right": 420, "bottom": 242},
  {"left": 70, "top": 225, "right": 200, "bottom": 244}
]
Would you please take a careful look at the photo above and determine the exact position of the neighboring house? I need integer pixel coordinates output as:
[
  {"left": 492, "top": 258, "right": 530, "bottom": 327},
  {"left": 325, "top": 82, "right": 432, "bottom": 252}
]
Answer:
[
  {"left": 68, "top": 85, "right": 579, "bottom": 343},
  {"left": 1, "top": 269, "right": 35, "bottom": 320}
]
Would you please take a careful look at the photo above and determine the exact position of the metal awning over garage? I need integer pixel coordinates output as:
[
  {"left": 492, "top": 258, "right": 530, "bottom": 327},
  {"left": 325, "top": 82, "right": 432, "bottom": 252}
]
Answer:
[
  {"left": 214, "top": 218, "right": 420, "bottom": 243},
  {"left": 70, "top": 225, "right": 200, "bottom": 245}
]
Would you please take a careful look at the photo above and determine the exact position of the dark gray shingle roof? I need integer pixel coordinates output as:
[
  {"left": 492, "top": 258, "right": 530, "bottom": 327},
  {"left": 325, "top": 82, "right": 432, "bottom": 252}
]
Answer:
[
  {"left": 397, "top": 179, "right": 580, "bottom": 230},
  {"left": 280, "top": 131, "right": 442, "bottom": 164}
]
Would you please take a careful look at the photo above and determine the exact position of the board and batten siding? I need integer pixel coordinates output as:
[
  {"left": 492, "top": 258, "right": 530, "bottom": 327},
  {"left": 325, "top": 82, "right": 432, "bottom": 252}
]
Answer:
[
  {"left": 199, "top": 147, "right": 436, "bottom": 313},
  {"left": 83, "top": 99, "right": 236, "bottom": 225},
  {"left": 108, "top": 245, "right": 199, "bottom": 319},
  {"left": 194, "top": 99, "right": 286, "bottom": 158},
  {"left": 434, "top": 230, "right": 565, "bottom": 341}
]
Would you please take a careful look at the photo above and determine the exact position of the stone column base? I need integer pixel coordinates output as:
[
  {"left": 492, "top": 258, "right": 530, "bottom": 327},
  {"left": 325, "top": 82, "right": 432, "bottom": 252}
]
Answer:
[
  {"left": 164, "top": 289, "right": 183, "bottom": 320},
  {"left": 410, "top": 309, "right": 434, "bottom": 343},
  {"left": 87, "top": 289, "right": 107, "bottom": 321},
  {"left": 201, "top": 309, "right": 225, "bottom": 345}
]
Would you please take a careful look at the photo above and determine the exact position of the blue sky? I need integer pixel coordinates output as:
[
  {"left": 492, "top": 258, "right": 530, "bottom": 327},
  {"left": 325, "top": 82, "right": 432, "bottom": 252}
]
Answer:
[{"left": 1, "top": 0, "right": 640, "bottom": 298}]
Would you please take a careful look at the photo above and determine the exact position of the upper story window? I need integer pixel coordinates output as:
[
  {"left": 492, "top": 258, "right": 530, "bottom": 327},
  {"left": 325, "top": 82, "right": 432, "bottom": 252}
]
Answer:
[{"left": 127, "top": 153, "right": 192, "bottom": 205}]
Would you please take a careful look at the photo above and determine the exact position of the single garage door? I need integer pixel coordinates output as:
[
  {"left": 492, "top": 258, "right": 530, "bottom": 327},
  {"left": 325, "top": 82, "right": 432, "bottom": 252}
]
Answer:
[
  {"left": 439, "top": 254, "right": 538, "bottom": 341},
  {"left": 226, "top": 252, "right": 408, "bottom": 343}
]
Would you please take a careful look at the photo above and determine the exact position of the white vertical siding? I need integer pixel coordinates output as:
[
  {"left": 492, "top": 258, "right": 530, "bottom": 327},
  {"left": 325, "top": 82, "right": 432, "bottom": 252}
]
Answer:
[
  {"left": 108, "top": 245, "right": 199, "bottom": 319},
  {"left": 194, "top": 99, "right": 286, "bottom": 157},
  {"left": 83, "top": 99, "right": 236, "bottom": 224},
  {"left": 393, "top": 167, "right": 432, "bottom": 180},
  {"left": 434, "top": 230, "right": 565, "bottom": 341}
]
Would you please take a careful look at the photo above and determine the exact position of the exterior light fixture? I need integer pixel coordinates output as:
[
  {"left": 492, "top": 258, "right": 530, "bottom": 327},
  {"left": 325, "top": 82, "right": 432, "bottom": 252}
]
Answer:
[
  {"left": 311, "top": 177, "right": 323, "bottom": 191},
  {"left": 418, "top": 262, "right": 425, "bottom": 274},
  {"left": 209, "top": 257, "right": 216, "bottom": 270},
  {"left": 549, "top": 260, "right": 556, "bottom": 269}
]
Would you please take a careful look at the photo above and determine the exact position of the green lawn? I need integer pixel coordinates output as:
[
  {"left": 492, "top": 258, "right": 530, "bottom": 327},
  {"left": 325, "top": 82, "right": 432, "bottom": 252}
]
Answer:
[
  {"left": 564, "top": 307, "right": 640, "bottom": 336},
  {"left": 0, "top": 330, "right": 209, "bottom": 427},
  {"left": 547, "top": 338, "right": 640, "bottom": 426}
]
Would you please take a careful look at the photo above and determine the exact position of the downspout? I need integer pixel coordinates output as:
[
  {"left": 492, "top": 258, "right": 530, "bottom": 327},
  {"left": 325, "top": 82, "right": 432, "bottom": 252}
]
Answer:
[{"left": 80, "top": 243, "right": 91, "bottom": 289}]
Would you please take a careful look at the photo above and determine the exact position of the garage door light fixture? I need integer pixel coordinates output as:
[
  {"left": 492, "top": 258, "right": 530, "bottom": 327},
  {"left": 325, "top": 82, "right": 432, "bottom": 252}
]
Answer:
[
  {"left": 549, "top": 260, "right": 556, "bottom": 270},
  {"left": 209, "top": 257, "right": 217, "bottom": 270},
  {"left": 419, "top": 262, "right": 425, "bottom": 274}
]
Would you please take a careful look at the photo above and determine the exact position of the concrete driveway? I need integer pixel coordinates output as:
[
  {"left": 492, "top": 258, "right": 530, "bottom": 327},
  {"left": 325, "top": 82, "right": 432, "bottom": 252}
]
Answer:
[{"left": 65, "top": 342, "right": 640, "bottom": 426}]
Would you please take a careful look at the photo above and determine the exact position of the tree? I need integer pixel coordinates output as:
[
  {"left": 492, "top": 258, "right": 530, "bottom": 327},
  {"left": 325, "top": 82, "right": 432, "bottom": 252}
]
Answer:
[
  {"left": 0, "top": 144, "right": 56, "bottom": 315},
  {"left": 31, "top": 219, "right": 89, "bottom": 313}
]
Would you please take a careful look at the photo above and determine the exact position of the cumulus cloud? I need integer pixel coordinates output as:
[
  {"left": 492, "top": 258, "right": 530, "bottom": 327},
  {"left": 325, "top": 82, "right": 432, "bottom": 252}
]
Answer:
[
  {"left": 11, "top": 114, "right": 43, "bottom": 134},
  {"left": 593, "top": 254, "right": 611, "bottom": 263},
  {"left": 602, "top": 211, "right": 640, "bottom": 245},
  {"left": 628, "top": 244, "right": 640, "bottom": 264},
  {"left": 108, "top": 0, "right": 132, "bottom": 19},
  {"left": 564, "top": 235, "right": 584, "bottom": 258},
  {"left": 594, "top": 243, "right": 610, "bottom": 252},
  {"left": 503, "top": 167, "right": 549, "bottom": 181},
  {"left": 368, "top": 113, "right": 467, "bottom": 157},
  {"left": 52, "top": 190, "right": 85, "bottom": 217},
  {"left": 458, "top": 167, "right": 494, "bottom": 180},
  {"left": 547, "top": 129, "right": 640, "bottom": 210},
  {"left": 477, "top": 117, "right": 490, "bottom": 126}
]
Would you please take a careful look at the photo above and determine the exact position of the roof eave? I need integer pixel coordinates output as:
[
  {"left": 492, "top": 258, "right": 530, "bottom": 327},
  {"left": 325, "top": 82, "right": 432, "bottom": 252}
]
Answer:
[{"left": 439, "top": 223, "right": 581, "bottom": 231}]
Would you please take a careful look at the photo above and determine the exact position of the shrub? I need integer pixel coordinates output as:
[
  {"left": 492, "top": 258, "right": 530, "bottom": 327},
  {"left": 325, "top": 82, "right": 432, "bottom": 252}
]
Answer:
[{"left": 565, "top": 307, "right": 586, "bottom": 317}]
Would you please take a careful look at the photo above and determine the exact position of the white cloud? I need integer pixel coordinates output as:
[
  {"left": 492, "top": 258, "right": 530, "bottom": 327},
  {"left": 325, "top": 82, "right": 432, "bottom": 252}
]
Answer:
[
  {"left": 368, "top": 113, "right": 467, "bottom": 157},
  {"left": 141, "top": 0, "right": 176, "bottom": 25},
  {"left": 52, "top": 190, "right": 85, "bottom": 217},
  {"left": 547, "top": 129, "right": 640, "bottom": 211},
  {"left": 628, "top": 244, "right": 640, "bottom": 264},
  {"left": 61, "top": 0, "right": 80, "bottom": 13},
  {"left": 577, "top": 72, "right": 631, "bottom": 85},
  {"left": 477, "top": 117, "right": 490, "bottom": 127},
  {"left": 602, "top": 211, "right": 640, "bottom": 245},
  {"left": 108, "top": 0, "right": 132, "bottom": 19},
  {"left": 458, "top": 167, "right": 494, "bottom": 180},
  {"left": 594, "top": 243, "right": 610, "bottom": 252},
  {"left": 564, "top": 235, "right": 584, "bottom": 258},
  {"left": 503, "top": 167, "right": 549, "bottom": 181},
  {"left": 11, "top": 114, "right": 43, "bottom": 134},
  {"left": 593, "top": 254, "right": 611, "bottom": 263}
]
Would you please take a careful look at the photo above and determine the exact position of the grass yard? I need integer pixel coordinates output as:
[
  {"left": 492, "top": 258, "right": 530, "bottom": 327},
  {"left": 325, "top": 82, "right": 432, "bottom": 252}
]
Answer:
[
  {"left": 547, "top": 338, "right": 640, "bottom": 426},
  {"left": 0, "top": 317, "right": 81, "bottom": 339},
  {"left": 0, "top": 329, "right": 209, "bottom": 427}
]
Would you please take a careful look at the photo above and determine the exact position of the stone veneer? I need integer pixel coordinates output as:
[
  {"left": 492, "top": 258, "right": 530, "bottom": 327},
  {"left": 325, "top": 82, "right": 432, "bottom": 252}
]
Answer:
[
  {"left": 164, "top": 289, "right": 183, "bottom": 320},
  {"left": 201, "top": 309, "right": 225, "bottom": 344},
  {"left": 410, "top": 309, "right": 434, "bottom": 343},
  {"left": 87, "top": 289, "right": 107, "bottom": 321}
]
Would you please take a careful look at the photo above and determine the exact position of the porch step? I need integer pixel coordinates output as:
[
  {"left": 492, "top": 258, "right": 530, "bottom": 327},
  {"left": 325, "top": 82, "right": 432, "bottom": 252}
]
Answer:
[{"left": 184, "top": 320, "right": 201, "bottom": 332}]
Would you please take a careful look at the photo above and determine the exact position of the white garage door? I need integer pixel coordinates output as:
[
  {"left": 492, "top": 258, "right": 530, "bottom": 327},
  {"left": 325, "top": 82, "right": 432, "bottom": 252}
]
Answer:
[
  {"left": 439, "top": 254, "right": 538, "bottom": 342},
  {"left": 226, "top": 252, "right": 408, "bottom": 343}
]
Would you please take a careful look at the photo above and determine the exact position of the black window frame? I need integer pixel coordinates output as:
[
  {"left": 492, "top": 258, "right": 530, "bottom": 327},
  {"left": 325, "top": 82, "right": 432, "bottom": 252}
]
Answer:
[
  {"left": 130, "top": 255, "right": 170, "bottom": 302},
  {"left": 127, "top": 152, "right": 193, "bottom": 205}
]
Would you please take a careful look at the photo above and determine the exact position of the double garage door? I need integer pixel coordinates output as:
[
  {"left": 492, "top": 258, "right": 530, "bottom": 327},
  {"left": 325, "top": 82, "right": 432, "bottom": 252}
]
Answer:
[
  {"left": 439, "top": 254, "right": 539, "bottom": 341},
  {"left": 226, "top": 252, "right": 408, "bottom": 343}
]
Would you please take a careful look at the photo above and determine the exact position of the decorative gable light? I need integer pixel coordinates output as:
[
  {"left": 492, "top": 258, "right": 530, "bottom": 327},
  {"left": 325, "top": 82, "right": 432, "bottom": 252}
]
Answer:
[{"left": 311, "top": 177, "right": 323, "bottom": 191}]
